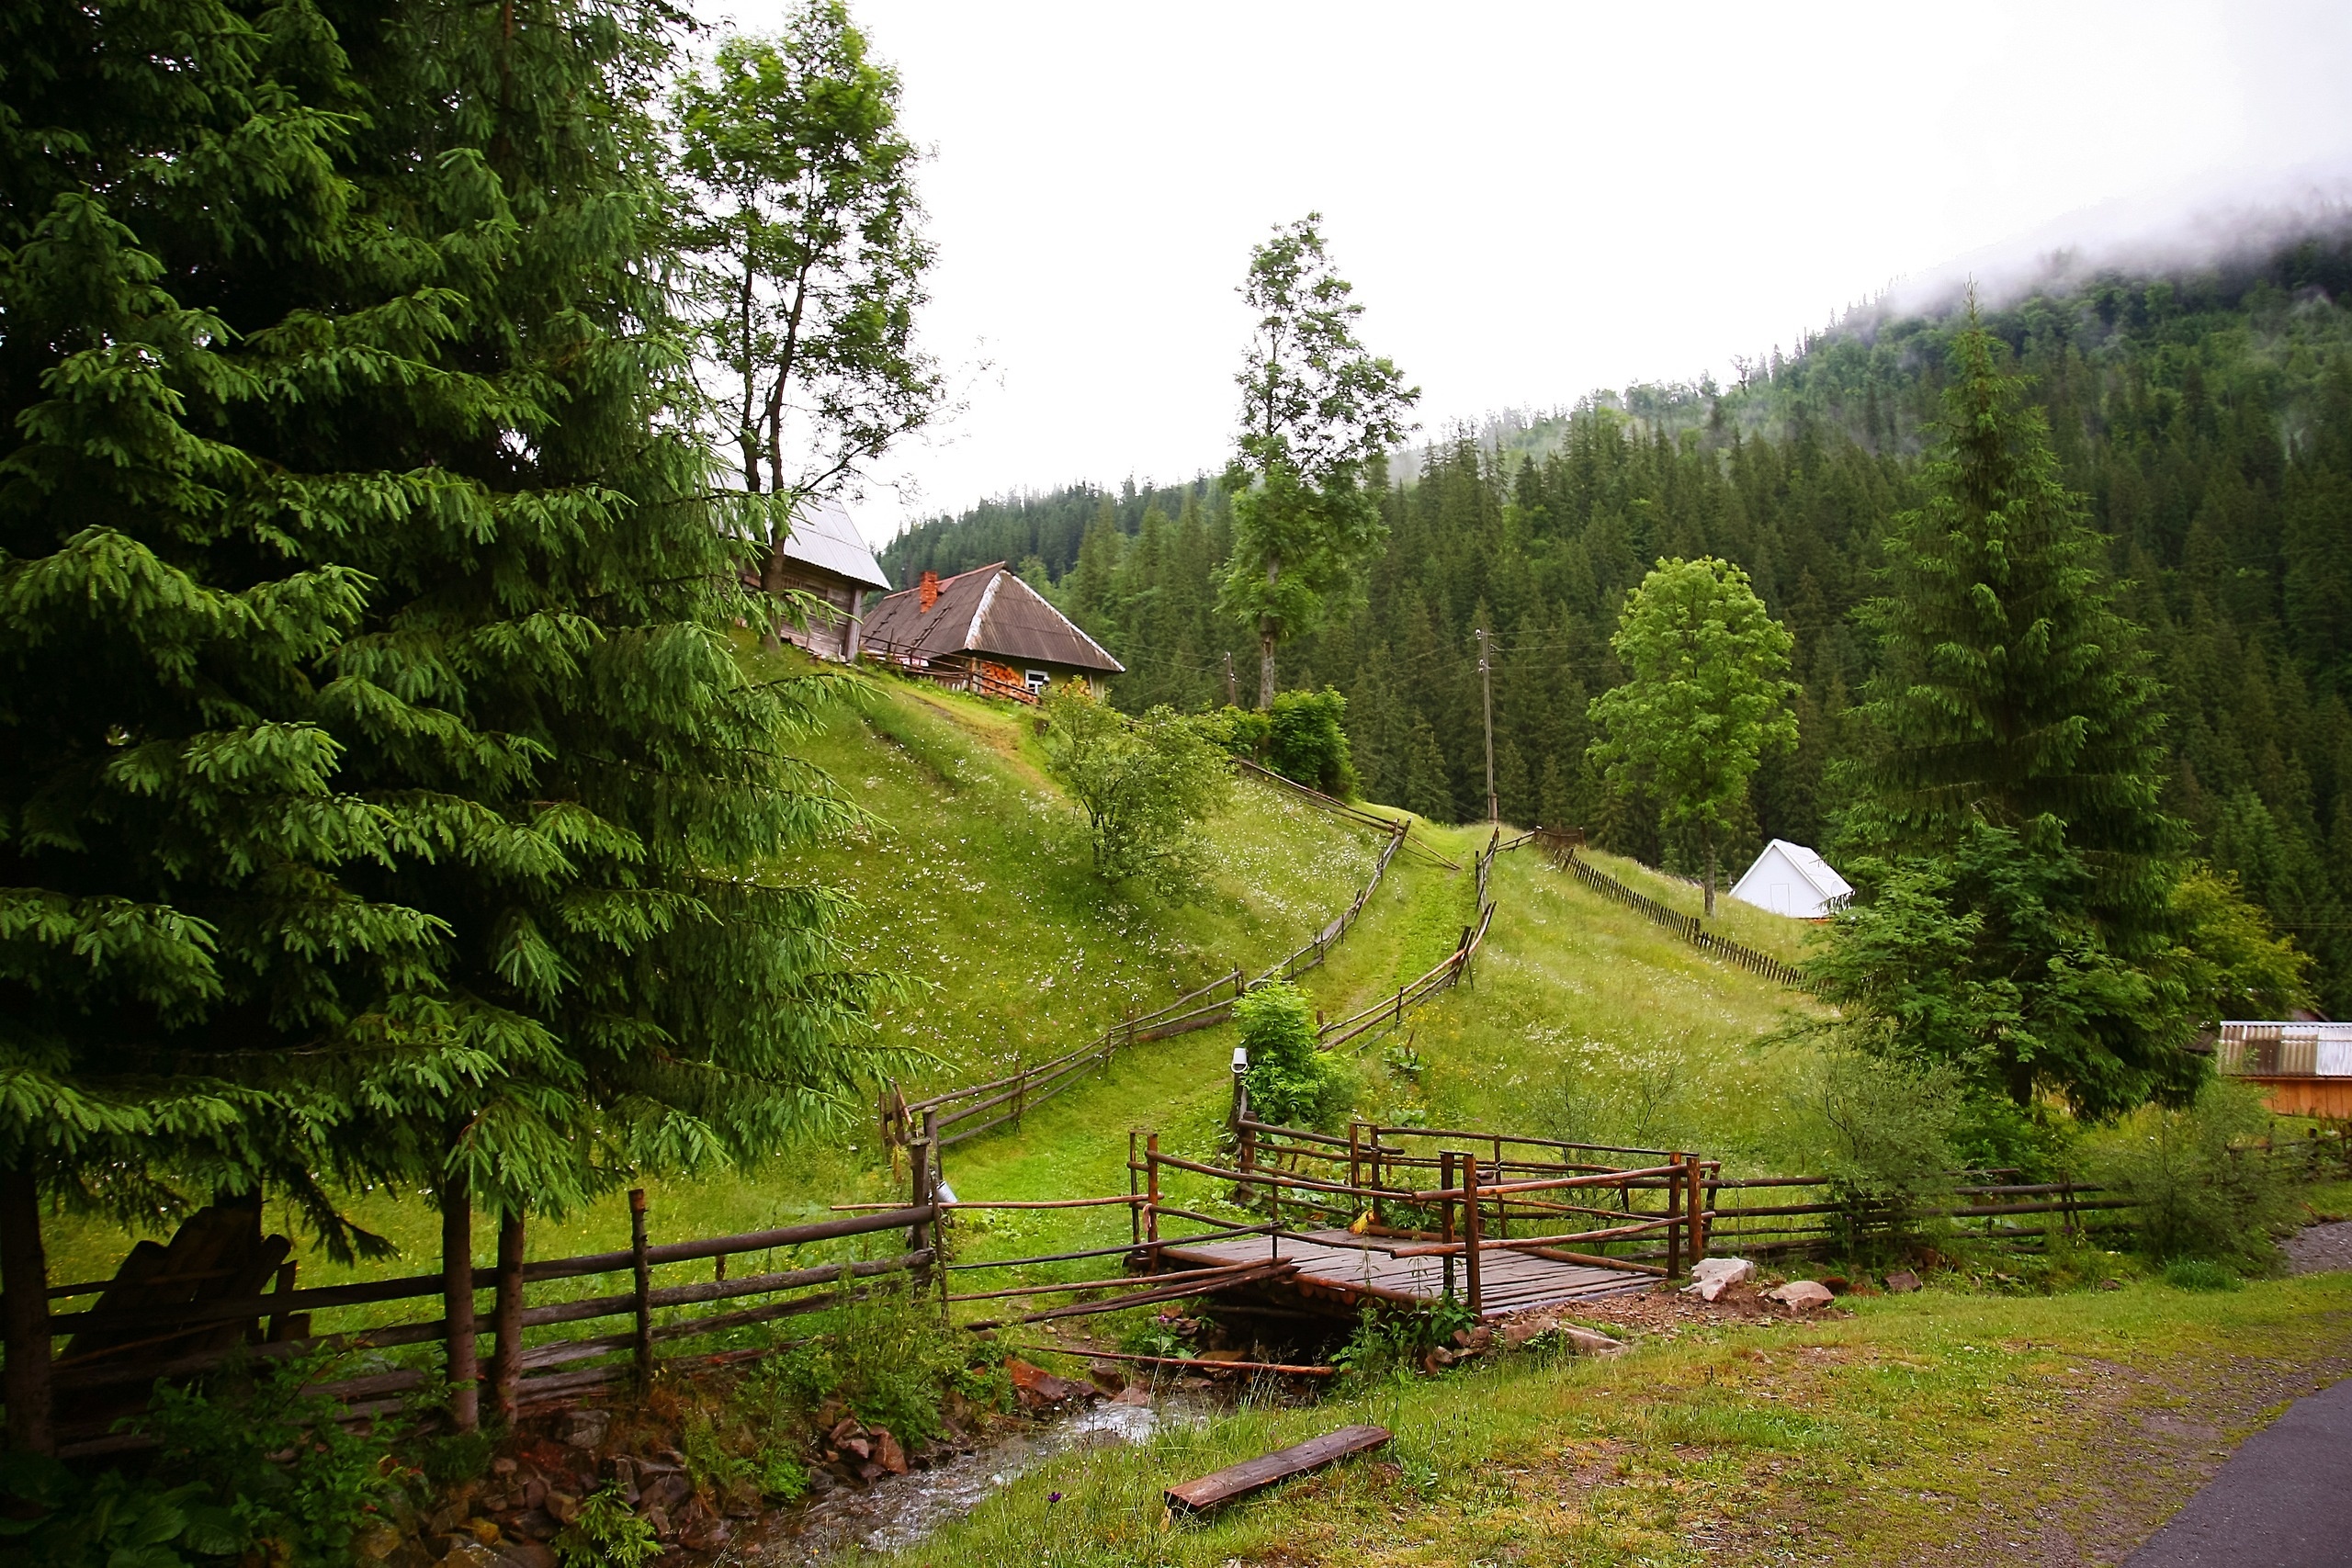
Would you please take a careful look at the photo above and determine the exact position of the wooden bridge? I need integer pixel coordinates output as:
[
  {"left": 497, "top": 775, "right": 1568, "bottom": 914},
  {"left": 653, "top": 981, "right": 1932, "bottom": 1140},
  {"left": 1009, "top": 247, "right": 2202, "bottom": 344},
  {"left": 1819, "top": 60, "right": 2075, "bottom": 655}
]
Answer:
[{"left": 1124, "top": 1111, "right": 1713, "bottom": 1322}]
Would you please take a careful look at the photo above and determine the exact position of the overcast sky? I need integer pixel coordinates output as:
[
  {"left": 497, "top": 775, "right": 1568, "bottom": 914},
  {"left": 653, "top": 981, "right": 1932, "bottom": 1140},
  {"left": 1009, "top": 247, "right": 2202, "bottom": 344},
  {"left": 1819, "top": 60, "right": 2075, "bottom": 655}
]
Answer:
[{"left": 704, "top": 1, "right": 2352, "bottom": 544}]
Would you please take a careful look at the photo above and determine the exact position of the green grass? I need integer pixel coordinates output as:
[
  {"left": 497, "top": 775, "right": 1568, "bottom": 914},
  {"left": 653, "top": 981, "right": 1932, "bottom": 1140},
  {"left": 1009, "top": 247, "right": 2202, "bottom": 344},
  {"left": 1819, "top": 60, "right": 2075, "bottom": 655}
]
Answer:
[
  {"left": 885, "top": 1270, "right": 2352, "bottom": 1567},
  {"left": 1321, "top": 845, "right": 1823, "bottom": 1171},
  {"left": 1578, "top": 846, "right": 1821, "bottom": 967}
]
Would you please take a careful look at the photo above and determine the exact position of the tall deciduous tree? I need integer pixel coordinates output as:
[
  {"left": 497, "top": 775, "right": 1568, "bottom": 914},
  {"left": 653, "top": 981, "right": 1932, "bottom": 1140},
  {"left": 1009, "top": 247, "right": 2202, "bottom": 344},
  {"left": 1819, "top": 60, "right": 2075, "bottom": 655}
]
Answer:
[
  {"left": 674, "top": 4, "right": 940, "bottom": 634},
  {"left": 1219, "top": 216, "right": 1416, "bottom": 707},
  {"left": 1587, "top": 558, "right": 1797, "bottom": 913},
  {"left": 2, "top": 0, "right": 889, "bottom": 1447},
  {"left": 1830, "top": 310, "right": 2193, "bottom": 1113}
]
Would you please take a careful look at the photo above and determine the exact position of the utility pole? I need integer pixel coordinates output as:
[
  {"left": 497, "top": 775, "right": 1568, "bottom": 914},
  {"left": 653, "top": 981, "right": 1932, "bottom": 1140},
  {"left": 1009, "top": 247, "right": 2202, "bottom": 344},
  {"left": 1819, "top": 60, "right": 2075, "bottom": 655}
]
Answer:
[
  {"left": 1223, "top": 651, "right": 1237, "bottom": 709},
  {"left": 1475, "top": 626, "right": 1498, "bottom": 825}
]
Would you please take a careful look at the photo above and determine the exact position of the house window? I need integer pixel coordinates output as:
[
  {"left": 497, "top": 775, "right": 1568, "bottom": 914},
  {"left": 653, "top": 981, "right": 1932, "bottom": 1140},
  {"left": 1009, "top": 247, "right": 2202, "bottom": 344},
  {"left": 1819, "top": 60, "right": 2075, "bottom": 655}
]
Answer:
[{"left": 1025, "top": 670, "right": 1050, "bottom": 694}]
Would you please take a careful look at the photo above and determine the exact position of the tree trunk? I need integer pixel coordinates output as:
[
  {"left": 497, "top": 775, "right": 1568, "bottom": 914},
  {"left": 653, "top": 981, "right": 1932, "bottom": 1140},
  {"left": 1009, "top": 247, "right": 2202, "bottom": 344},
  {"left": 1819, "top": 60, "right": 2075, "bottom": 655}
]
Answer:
[
  {"left": 1703, "top": 829, "right": 1717, "bottom": 919},
  {"left": 0, "top": 1164, "right": 52, "bottom": 1455},
  {"left": 441, "top": 1168, "right": 479, "bottom": 1433},
  {"left": 760, "top": 537, "right": 790, "bottom": 652},
  {"left": 489, "top": 1209, "right": 526, "bottom": 1426},
  {"left": 1258, "top": 624, "right": 1277, "bottom": 710}
]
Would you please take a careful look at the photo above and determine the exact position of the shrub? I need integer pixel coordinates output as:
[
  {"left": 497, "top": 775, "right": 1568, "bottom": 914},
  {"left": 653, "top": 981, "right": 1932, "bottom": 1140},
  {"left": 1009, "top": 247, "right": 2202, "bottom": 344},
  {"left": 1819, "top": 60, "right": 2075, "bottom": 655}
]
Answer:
[
  {"left": 552, "top": 1486, "right": 661, "bottom": 1568},
  {"left": 0, "top": 1350, "right": 398, "bottom": 1568},
  {"left": 1238, "top": 981, "right": 1355, "bottom": 1128},
  {"left": 751, "top": 1274, "right": 989, "bottom": 1449},
  {"left": 1204, "top": 705, "right": 1272, "bottom": 760},
  {"left": 1041, "top": 686, "right": 1232, "bottom": 887},
  {"left": 2088, "top": 1077, "right": 2299, "bottom": 1268},
  {"left": 1266, "top": 688, "right": 1357, "bottom": 797}
]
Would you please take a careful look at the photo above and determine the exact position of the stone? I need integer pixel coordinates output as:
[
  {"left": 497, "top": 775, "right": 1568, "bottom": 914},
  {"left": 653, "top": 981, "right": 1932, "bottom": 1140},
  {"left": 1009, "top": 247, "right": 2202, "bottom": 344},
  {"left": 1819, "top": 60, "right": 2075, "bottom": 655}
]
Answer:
[
  {"left": 560, "top": 1411, "right": 608, "bottom": 1451},
  {"left": 496, "top": 1544, "right": 554, "bottom": 1568},
  {"left": 355, "top": 1522, "right": 403, "bottom": 1562},
  {"left": 1764, "top": 1280, "right": 1836, "bottom": 1314},
  {"left": 1004, "top": 1358, "right": 1091, "bottom": 1408},
  {"left": 1681, "top": 1256, "right": 1755, "bottom": 1303},
  {"left": 512, "top": 1509, "right": 558, "bottom": 1543},
  {"left": 1087, "top": 1363, "right": 1127, "bottom": 1393},
  {"left": 1883, "top": 1270, "right": 1921, "bottom": 1294},
  {"left": 438, "top": 1544, "right": 503, "bottom": 1568},
  {"left": 803, "top": 1468, "right": 837, "bottom": 1495},
  {"left": 1111, "top": 1384, "right": 1152, "bottom": 1407},
  {"left": 492, "top": 1458, "right": 518, "bottom": 1477},
  {"left": 873, "top": 1429, "right": 909, "bottom": 1476},
  {"left": 465, "top": 1518, "right": 503, "bottom": 1547},
  {"left": 542, "top": 1492, "right": 578, "bottom": 1527},
  {"left": 644, "top": 1504, "right": 673, "bottom": 1541},
  {"left": 1561, "top": 1326, "right": 1625, "bottom": 1356},
  {"left": 645, "top": 1473, "right": 692, "bottom": 1512}
]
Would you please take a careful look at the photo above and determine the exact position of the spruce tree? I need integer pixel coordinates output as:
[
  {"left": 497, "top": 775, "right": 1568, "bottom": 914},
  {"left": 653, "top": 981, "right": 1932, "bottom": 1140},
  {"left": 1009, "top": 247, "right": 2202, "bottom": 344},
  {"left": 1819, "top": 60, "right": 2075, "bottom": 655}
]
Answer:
[
  {"left": 2, "top": 0, "right": 886, "bottom": 1445},
  {"left": 1834, "top": 310, "right": 2191, "bottom": 1113}
]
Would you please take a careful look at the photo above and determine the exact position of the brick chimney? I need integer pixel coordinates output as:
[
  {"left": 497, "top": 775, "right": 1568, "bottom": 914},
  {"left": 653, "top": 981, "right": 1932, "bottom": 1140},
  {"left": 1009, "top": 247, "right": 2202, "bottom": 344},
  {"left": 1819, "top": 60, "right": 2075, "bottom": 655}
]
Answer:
[{"left": 918, "top": 570, "right": 939, "bottom": 612}]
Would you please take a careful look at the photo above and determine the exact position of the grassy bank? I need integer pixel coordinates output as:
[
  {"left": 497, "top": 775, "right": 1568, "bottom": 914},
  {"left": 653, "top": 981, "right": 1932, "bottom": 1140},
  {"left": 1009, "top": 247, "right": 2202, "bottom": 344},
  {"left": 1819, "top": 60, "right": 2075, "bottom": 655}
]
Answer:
[{"left": 895, "top": 1269, "right": 2352, "bottom": 1568}]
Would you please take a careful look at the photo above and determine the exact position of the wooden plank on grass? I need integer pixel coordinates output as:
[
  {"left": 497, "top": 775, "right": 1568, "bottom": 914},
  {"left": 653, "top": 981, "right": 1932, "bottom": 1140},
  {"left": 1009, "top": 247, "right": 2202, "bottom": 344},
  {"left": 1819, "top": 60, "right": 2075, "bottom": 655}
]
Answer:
[{"left": 1165, "top": 1424, "right": 1393, "bottom": 1512}]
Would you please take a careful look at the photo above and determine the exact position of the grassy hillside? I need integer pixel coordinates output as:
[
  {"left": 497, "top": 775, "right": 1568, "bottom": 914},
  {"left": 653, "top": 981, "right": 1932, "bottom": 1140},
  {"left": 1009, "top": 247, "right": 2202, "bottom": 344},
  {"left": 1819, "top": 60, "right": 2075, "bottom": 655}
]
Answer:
[
  {"left": 1299, "top": 840, "right": 1823, "bottom": 1173},
  {"left": 39, "top": 666, "right": 1385, "bottom": 1293}
]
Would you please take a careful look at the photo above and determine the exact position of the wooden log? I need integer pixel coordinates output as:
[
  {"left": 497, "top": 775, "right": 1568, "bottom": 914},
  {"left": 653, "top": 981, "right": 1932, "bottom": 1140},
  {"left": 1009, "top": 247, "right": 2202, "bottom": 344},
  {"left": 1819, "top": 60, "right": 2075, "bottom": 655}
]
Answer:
[
  {"left": 1008, "top": 1345, "right": 1336, "bottom": 1377},
  {"left": 1165, "top": 1424, "right": 1393, "bottom": 1512}
]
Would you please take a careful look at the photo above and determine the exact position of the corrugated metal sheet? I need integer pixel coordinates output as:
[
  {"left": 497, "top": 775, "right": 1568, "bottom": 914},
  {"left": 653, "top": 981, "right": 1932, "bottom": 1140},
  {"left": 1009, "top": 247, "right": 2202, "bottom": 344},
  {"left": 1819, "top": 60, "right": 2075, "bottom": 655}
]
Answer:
[
  {"left": 862, "top": 563, "right": 1124, "bottom": 674},
  {"left": 779, "top": 496, "right": 891, "bottom": 592}
]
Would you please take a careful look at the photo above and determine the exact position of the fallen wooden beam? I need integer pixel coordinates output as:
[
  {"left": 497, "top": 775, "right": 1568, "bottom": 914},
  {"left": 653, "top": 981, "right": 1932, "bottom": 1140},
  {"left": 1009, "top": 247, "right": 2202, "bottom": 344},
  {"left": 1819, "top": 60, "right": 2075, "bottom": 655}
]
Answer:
[{"left": 1165, "top": 1424, "right": 1394, "bottom": 1513}]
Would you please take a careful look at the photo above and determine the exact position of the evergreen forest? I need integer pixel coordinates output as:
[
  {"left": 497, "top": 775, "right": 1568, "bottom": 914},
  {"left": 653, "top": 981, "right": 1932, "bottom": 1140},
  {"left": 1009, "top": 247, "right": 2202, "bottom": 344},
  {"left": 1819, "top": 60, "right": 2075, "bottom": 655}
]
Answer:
[{"left": 881, "top": 229, "right": 2352, "bottom": 1014}]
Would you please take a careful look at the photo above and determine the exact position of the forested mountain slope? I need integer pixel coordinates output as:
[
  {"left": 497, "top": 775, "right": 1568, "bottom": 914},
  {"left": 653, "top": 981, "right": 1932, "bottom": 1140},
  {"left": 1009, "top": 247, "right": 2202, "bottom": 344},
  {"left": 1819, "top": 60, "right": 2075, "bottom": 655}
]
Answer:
[{"left": 884, "top": 219, "right": 2352, "bottom": 1011}]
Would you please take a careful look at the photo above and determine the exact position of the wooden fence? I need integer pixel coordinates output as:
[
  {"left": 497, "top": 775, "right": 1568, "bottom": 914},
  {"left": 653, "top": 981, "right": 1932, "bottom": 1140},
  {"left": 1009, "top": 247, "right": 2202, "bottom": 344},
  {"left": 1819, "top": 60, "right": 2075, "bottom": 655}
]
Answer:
[
  {"left": 1545, "top": 840, "right": 1809, "bottom": 989},
  {"left": 28, "top": 1194, "right": 947, "bottom": 1460},
  {"left": 860, "top": 638, "right": 1039, "bottom": 705},
  {"left": 882, "top": 807, "right": 1408, "bottom": 1152}
]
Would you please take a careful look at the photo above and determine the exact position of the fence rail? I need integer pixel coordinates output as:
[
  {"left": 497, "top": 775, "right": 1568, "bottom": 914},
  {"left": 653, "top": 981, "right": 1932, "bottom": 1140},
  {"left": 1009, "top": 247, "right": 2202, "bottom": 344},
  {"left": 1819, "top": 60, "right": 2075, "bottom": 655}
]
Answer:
[{"left": 1545, "top": 840, "right": 1808, "bottom": 988}]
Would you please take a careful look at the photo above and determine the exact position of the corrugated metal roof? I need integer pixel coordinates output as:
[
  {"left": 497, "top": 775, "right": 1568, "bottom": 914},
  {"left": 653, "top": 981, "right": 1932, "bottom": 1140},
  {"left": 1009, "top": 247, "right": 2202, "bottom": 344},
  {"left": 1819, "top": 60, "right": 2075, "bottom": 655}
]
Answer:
[
  {"left": 779, "top": 496, "right": 892, "bottom": 592},
  {"left": 862, "top": 563, "right": 1125, "bottom": 674}
]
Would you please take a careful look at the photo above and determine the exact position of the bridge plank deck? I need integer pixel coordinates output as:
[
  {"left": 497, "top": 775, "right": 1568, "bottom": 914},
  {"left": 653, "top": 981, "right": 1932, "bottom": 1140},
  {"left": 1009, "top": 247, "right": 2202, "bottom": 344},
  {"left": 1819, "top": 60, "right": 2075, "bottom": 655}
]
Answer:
[{"left": 1159, "top": 1228, "right": 1651, "bottom": 1317}]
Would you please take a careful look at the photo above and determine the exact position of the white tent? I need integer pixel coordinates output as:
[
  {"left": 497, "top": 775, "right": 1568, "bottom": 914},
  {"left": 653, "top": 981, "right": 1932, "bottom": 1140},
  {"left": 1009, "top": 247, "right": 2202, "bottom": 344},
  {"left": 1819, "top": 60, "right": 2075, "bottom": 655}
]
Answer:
[{"left": 1726, "top": 840, "right": 1853, "bottom": 919}]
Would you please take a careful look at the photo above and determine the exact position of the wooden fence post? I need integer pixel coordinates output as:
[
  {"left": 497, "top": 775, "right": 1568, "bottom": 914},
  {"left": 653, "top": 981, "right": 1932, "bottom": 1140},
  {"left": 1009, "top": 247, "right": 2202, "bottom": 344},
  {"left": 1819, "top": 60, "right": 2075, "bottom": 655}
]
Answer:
[
  {"left": 1440, "top": 1150, "right": 1457, "bottom": 1302},
  {"left": 1683, "top": 1155, "right": 1705, "bottom": 1266},
  {"left": 629, "top": 1189, "right": 652, "bottom": 1395},
  {"left": 1128, "top": 1130, "right": 1142, "bottom": 1248},
  {"left": 0, "top": 1164, "right": 53, "bottom": 1455},
  {"left": 1664, "top": 1158, "right": 1683, "bottom": 1280},
  {"left": 490, "top": 1210, "right": 526, "bottom": 1425},
  {"left": 1348, "top": 1122, "right": 1363, "bottom": 1203},
  {"left": 442, "top": 1166, "right": 480, "bottom": 1433},
  {"left": 1460, "top": 1153, "right": 1484, "bottom": 1317},
  {"left": 1145, "top": 1134, "right": 1161, "bottom": 1258},
  {"left": 909, "top": 1120, "right": 933, "bottom": 1287},
  {"left": 923, "top": 1110, "right": 947, "bottom": 1322}
]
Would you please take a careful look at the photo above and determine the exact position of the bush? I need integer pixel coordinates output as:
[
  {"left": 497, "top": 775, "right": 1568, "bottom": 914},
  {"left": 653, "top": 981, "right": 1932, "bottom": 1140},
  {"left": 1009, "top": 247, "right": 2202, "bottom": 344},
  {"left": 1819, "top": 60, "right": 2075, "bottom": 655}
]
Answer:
[
  {"left": 1041, "top": 686, "right": 1232, "bottom": 887},
  {"left": 552, "top": 1486, "right": 661, "bottom": 1568},
  {"left": 2088, "top": 1077, "right": 2299, "bottom": 1268},
  {"left": 0, "top": 1350, "right": 400, "bottom": 1568},
  {"left": 1238, "top": 981, "right": 1356, "bottom": 1128},
  {"left": 751, "top": 1274, "right": 992, "bottom": 1450},
  {"left": 1266, "top": 688, "right": 1357, "bottom": 797},
  {"left": 1203, "top": 705, "right": 1272, "bottom": 760}
]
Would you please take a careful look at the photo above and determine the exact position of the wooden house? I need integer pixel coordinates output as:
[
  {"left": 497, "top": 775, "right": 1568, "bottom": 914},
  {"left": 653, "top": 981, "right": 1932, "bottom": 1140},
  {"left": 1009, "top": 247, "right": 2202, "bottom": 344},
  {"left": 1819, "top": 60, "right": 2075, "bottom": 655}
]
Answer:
[
  {"left": 860, "top": 561, "right": 1124, "bottom": 703},
  {"left": 756, "top": 497, "right": 893, "bottom": 663}
]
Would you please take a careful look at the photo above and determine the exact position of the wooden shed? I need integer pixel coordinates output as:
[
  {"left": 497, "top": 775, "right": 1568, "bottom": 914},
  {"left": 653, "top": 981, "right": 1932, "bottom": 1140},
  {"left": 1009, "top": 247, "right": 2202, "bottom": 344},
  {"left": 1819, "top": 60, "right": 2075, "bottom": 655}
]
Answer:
[
  {"left": 752, "top": 497, "right": 893, "bottom": 663},
  {"left": 860, "top": 561, "right": 1123, "bottom": 703}
]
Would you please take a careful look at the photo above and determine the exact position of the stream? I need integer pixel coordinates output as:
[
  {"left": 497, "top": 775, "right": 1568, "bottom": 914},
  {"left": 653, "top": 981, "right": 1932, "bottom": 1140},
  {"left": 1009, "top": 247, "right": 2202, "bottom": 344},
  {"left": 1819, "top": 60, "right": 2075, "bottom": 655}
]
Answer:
[{"left": 735, "top": 1391, "right": 1208, "bottom": 1562}]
